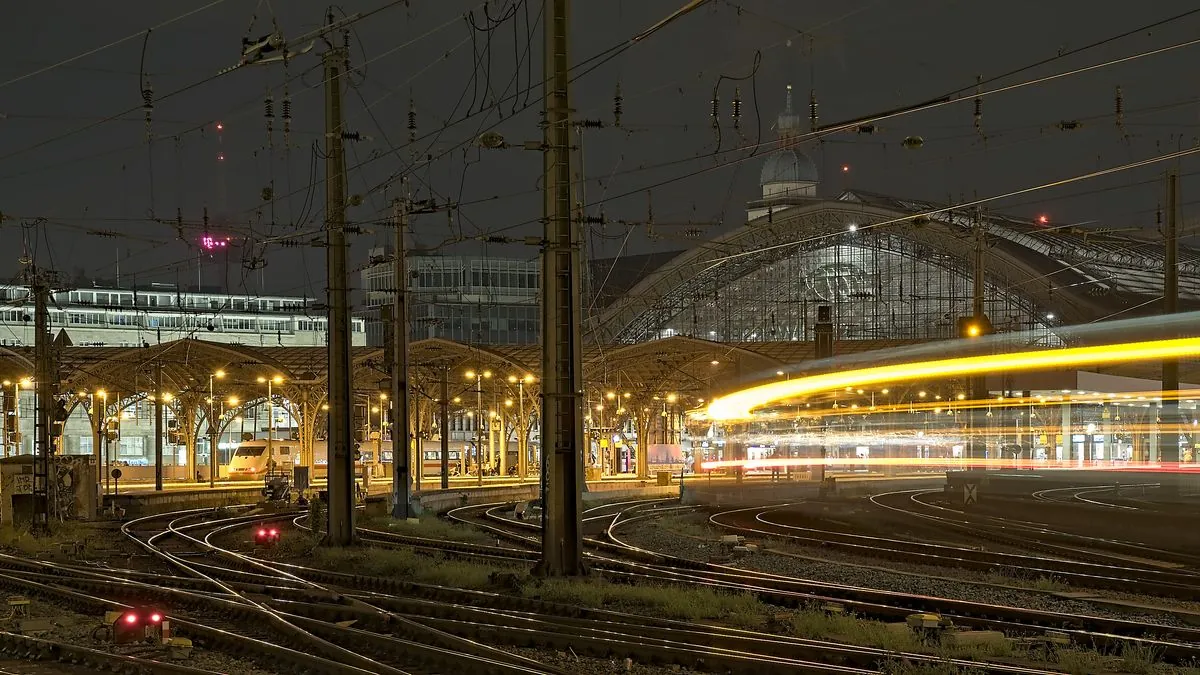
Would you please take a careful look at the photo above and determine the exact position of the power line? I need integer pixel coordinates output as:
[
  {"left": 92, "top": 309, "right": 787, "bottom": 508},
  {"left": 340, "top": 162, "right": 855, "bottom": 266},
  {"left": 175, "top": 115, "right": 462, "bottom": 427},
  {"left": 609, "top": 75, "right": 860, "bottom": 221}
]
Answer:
[
  {"left": 0, "top": 0, "right": 232, "bottom": 91},
  {"left": 452, "top": 31, "right": 1200, "bottom": 246}
]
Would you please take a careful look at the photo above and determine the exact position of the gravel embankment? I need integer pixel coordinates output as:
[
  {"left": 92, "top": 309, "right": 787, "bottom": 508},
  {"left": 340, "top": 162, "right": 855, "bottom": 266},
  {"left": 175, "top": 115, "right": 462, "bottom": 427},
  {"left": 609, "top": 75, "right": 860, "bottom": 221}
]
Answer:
[
  {"left": 505, "top": 647, "right": 695, "bottom": 674},
  {"left": 617, "top": 514, "right": 1196, "bottom": 626}
]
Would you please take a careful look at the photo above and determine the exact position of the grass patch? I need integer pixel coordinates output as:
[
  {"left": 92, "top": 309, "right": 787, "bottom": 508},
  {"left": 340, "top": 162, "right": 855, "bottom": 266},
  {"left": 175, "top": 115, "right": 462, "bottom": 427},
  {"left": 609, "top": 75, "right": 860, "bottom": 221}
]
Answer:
[
  {"left": 523, "top": 577, "right": 764, "bottom": 628},
  {"left": 357, "top": 514, "right": 497, "bottom": 545},
  {"left": 0, "top": 522, "right": 103, "bottom": 557},
  {"left": 982, "top": 570, "right": 1069, "bottom": 593},
  {"left": 299, "top": 538, "right": 517, "bottom": 589}
]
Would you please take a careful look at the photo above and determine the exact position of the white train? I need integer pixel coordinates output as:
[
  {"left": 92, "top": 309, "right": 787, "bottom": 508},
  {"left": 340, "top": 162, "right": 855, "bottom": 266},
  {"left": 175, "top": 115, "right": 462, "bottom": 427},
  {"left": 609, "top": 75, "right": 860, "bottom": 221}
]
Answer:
[{"left": 228, "top": 438, "right": 390, "bottom": 479}]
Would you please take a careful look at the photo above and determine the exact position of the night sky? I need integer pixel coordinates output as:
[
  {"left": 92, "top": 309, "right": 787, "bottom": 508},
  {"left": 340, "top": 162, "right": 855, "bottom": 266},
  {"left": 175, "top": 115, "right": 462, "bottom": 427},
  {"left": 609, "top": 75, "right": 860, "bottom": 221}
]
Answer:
[{"left": 3, "top": 0, "right": 1199, "bottom": 302}]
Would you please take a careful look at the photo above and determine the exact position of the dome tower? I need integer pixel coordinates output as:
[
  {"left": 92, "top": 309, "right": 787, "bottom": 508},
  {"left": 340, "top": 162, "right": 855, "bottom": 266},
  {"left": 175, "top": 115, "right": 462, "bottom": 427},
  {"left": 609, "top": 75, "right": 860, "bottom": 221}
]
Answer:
[{"left": 747, "top": 85, "right": 820, "bottom": 221}]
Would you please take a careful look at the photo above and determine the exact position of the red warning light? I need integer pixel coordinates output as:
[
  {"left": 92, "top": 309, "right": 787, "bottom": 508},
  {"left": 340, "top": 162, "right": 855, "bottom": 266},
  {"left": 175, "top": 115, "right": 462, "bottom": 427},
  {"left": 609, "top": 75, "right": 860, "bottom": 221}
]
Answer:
[
  {"left": 1036, "top": 214, "right": 1049, "bottom": 225},
  {"left": 216, "top": 153, "right": 226, "bottom": 162},
  {"left": 149, "top": 613, "right": 162, "bottom": 623},
  {"left": 841, "top": 164, "right": 850, "bottom": 173},
  {"left": 124, "top": 613, "right": 138, "bottom": 625},
  {"left": 257, "top": 529, "right": 267, "bottom": 537},
  {"left": 269, "top": 529, "right": 278, "bottom": 537},
  {"left": 215, "top": 122, "right": 224, "bottom": 132}
]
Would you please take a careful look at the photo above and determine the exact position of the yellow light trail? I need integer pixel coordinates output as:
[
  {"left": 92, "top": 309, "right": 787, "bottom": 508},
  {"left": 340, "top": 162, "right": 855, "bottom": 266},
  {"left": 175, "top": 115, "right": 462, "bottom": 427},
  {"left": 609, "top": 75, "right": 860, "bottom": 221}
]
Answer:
[{"left": 707, "top": 336, "right": 1200, "bottom": 421}]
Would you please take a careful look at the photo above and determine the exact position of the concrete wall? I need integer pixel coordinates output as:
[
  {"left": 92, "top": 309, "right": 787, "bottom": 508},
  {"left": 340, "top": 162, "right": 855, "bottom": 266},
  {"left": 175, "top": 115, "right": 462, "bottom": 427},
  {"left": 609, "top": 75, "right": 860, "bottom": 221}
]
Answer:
[{"left": 107, "top": 487, "right": 264, "bottom": 518}]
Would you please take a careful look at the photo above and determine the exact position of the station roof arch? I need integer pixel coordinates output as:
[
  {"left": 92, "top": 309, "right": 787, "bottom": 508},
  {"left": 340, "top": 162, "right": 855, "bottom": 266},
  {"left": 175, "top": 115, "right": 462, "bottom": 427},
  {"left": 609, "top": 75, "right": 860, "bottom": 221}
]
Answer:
[{"left": 587, "top": 191, "right": 1200, "bottom": 344}]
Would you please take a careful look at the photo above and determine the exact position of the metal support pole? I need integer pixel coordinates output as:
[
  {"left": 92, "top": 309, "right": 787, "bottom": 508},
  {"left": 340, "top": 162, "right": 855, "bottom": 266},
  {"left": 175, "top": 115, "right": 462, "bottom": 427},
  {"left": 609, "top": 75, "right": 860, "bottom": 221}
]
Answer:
[
  {"left": 323, "top": 32, "right": 356, "bottom": 545},
  {"left": 32, "top": 276, "right": 51, "bottom": 533},
  {"left": 475, "top": 378, "right": 484, "bottom": 487},
  {"left": 517, "top": 382, "right": 527, "bottom": 481},
  {"left": 537, "top": 0, "right": 585, "bottom": 577},
  {"left": 440, "top": 369, "right": 450, "bottom": 490},
  {"left": 154, "top": 363, "right": 163, "bottom": 492},
  {"left": 208, "top": 396, "right": 217, "bottom": 488},
  {"left": 969, "top": 211, "right": 987, "bottom": 461},
  {"left": 1162, "top": 170, "right": 1181, "bottom": 472},
  {"left": 391, "top": 188, "right": 412, "bottom": 518}
]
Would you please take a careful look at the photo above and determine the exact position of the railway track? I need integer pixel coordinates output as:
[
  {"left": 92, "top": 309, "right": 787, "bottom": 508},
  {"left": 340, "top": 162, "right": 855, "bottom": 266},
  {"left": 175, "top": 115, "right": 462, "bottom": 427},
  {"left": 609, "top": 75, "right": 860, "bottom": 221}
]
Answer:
[
  {"left": 431, "top": 498, "right": 1200, "bottom": 665},
  {"left": 706, "top": 496, "right": 1200, "bottom": 602},
  {"left": 876, "top": 489, "right": 1200, "bottom": 569}
]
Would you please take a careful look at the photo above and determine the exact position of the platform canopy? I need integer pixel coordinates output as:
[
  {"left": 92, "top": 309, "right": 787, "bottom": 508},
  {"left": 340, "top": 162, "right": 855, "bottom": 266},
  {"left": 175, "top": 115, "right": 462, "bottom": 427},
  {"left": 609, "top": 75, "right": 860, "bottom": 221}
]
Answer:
[{"left": 0, "top": 336, "right": 1194, "bottom": 408}]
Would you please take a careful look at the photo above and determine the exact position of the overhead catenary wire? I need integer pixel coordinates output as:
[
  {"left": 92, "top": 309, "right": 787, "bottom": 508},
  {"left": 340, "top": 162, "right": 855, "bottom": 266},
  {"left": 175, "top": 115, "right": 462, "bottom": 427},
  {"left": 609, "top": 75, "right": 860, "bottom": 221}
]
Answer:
[
  {"left": 448, "top": 30, "right": 1200, "bottom": 249},
  {"left": 0, "top": 0, "right": 232, "bottom": 91},
  {"left": 0, "top": 0, "right": 412, "bottom": 164}
]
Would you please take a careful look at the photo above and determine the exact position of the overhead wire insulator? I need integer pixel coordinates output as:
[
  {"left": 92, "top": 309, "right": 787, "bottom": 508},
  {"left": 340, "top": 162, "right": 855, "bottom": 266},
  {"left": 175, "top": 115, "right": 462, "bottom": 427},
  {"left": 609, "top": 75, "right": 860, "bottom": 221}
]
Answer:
[
  {"left": 281, "top": 91, "right": 292, "bottom": 146},
  {"left": 1115, "top": 85, "right": 1125, "bottom": 138},
  {"left": 264, "top": 94, "right": 275, "bottom": 146},
  {"left": 731, "top": 87, "right": 742, "bottom": 131},
  {"left": 973, "top": 75, "right": 983, "bottom": 137},
  {"left": 141, "top": 83, "right": 154, "bottom": 140},
  {"left": 808, "top": 90, "right": 818, "bottom": 131},
  {"left": 613, "top": 82, "right": 623, "bottom": 128},
  {"left": 407, "top": 99, "right": 417, "bottom": 144},
  {"left": 710, "top": 88, "right": 720, "bottom": 130}
]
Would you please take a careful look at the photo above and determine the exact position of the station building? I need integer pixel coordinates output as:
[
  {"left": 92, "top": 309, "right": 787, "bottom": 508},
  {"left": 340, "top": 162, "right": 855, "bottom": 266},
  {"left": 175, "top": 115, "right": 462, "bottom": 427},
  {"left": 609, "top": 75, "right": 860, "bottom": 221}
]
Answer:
[{"left": 1, "top": 86, "right": 1197, "bottom": 482}]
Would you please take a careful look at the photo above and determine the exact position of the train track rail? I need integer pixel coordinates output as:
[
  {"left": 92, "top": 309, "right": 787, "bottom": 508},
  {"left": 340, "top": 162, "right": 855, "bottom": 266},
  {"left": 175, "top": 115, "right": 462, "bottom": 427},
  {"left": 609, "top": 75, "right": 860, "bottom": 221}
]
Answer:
[
  {"left": 430, "top": 498, "right": 1200, "bottom": 664},
  {"left": 877, "top": 489, "right": 1200, "bottom": 570},
  {"left": 707, "top": 497, "right": 1200, "bottom": 602}
]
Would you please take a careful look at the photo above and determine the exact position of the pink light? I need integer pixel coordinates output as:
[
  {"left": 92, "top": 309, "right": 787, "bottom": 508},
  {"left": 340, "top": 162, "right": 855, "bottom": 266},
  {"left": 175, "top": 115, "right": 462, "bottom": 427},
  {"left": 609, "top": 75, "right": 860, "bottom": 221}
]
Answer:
[
  {"left": 216, "top": 153, "right": 225, "bottom": 162},
  {"left": 1037, "top": 214, "right": 1049, "bottom": 225},
  {"left": 201, "top": 236, "right": 229, "bottom": 251},
  {"left": 124, "top": 614, "right": 138, "bottom": 625}
]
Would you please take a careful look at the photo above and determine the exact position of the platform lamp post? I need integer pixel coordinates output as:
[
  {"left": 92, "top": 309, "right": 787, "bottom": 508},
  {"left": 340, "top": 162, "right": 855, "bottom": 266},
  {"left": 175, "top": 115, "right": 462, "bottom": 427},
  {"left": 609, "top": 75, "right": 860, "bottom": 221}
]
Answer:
[
  {"left": 465, "top": 370, "right": 491, "bottom": 486},
  {"left": 1, "top": 379, "right": 13, "bottom": 457},
  {"left": 507, "top": 374, "right": 535, "bottom": 481},
  {"left": 377, "top": 392, "right": 387, "bottom": 472},
  {"left": 226, "top": 396, "right": 240, "bottom": 467},
  {"left": 96, "top": 389, "right": 106, "bottom": 494},
  {"left": 208, "top": 370, "right": 225, "bottom": 487},
  {"left": 14, "top": 378, "right": 32, "bottom": 456},
  {"left": 257, "top": 375, "right": 283, "bottom": 471}
]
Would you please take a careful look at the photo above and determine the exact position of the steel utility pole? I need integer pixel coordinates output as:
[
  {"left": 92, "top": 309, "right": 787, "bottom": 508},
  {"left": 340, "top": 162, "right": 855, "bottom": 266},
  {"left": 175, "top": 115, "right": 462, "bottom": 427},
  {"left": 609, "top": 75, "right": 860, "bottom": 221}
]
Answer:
[
  {"left": 968, "top": 209, "right": 988, "bottom": 461},
  {"left": 391, "top": 185, "right": 413, "bottom": 519},
  {"left": 154, "top": 363, "right": 164, "bottom": 491},
  {"left": 538, "top": 0, "right": 586, "bottom": 577},
  {"left": 440, "top": 368, "right": 450, "bottom": 490},
  {"left": 323, "top": 21, "right": 356, "bottom": 546},
  {"left": 1161, "top": 170, "right": 1180, "bottom": 475},
  {"left": 31, "top": 271, "right": 53, "bottom": 533}
]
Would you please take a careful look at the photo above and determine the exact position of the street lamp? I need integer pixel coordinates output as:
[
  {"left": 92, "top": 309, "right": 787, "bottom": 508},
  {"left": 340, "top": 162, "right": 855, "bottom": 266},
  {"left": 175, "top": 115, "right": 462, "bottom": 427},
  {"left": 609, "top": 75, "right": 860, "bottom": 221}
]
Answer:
[
  {"left": 256, "top": 375, "right": 284, "bottom": 444},
  {"left": 464, "top": 369, "right": 491, "bottom": 485},
  {"left": 507, "top": 374, "right": 535, "bottom": 480},
  {"left": 208, "top": 370, "right": 225, "bottom": 487},
  {"left": 377, "top": 392, "right": 388, "bottom": 467}
]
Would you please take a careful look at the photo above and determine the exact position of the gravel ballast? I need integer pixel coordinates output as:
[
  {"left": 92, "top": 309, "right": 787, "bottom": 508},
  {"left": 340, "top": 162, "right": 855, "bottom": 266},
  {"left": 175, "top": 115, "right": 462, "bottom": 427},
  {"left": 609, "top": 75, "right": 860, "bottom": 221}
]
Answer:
[{"left": 615, "top": 512, "right": 1197, "bottom": 627}]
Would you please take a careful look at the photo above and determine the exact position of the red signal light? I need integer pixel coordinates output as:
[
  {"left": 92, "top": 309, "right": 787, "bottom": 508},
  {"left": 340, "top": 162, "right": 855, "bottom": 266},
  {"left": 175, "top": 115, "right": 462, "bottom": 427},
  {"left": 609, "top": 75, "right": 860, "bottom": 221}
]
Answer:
[
  {"left": 257, "top": 529, "right": 267, "bottom": 537},
  {"left": 1036, "top": 214, "right": 1049, "bottom": 225},
  {"left": 124, "top": 613, "right": 138, "bottom": 625},
  {"left": 268, "top": 529, "right": 278, "bottom": 537},
  {"left": 149, "top": 613, "right": 162, "bottom": 623}
]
